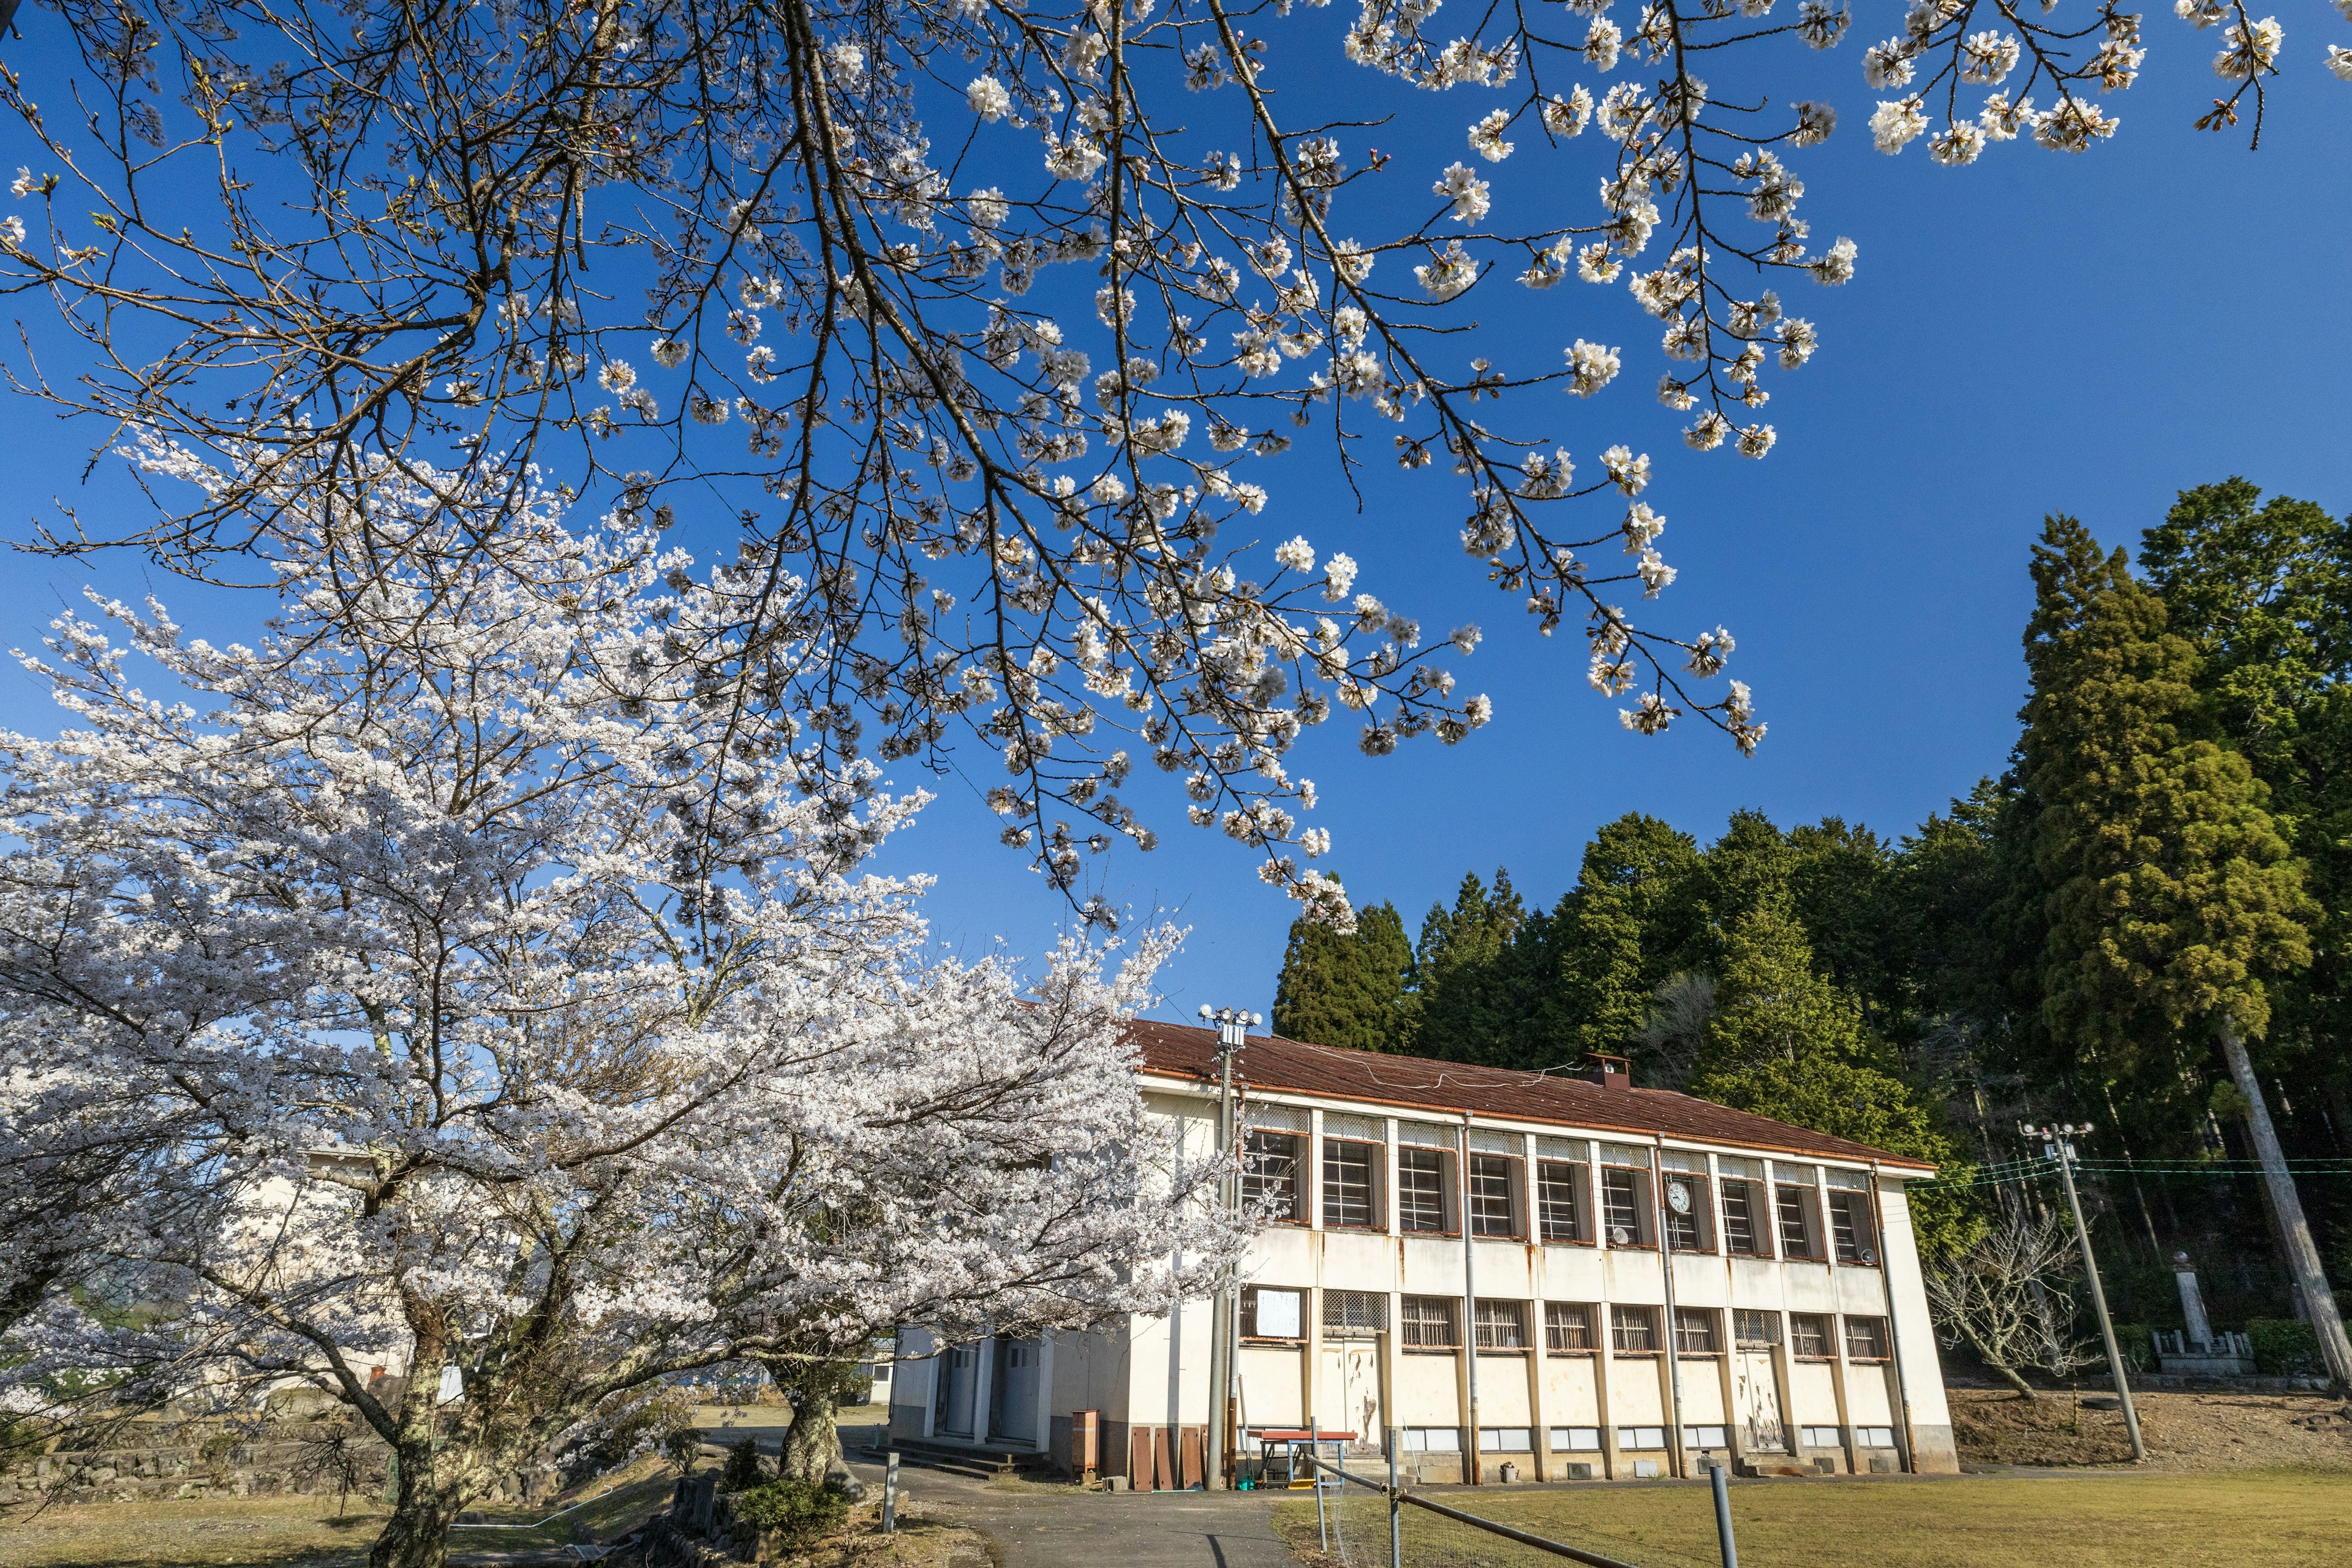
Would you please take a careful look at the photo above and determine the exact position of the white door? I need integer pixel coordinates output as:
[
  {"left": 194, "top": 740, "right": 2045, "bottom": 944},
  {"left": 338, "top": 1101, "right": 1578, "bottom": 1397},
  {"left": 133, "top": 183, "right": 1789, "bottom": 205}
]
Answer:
[
  {"left": 992, "top": 1338, "right": 1041, "bottom": 1442},
  {"left": 939, "top": 1346, "right": 978, "bottom": 1436},
  {"left": 1316, "top": 1342, "right": 1382, "bottom": 1449},
  {"left": 1733, "top": 1351, "right": 1787, "bottom": 1453}
]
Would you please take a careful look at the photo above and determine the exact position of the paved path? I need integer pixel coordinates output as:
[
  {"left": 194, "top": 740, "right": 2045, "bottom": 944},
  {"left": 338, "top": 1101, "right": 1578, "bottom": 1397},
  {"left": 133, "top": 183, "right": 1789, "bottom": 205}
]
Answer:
[{"left": 840, "top": 1430, "right": 1302, "bottom": 1568}]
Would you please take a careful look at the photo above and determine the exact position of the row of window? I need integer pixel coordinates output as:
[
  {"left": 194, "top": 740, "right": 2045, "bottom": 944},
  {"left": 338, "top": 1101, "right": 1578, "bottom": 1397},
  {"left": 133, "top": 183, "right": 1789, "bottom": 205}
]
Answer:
[
  {"left": 1244, "top": 1287, "right": 1892, "bottom": 1362},
  {"left": 1395, "top": 1423, "right": 1898, "bottom": 1453},
  {"left": 1245, "top": 1133, "right": 1879, "bottom": 1265}
]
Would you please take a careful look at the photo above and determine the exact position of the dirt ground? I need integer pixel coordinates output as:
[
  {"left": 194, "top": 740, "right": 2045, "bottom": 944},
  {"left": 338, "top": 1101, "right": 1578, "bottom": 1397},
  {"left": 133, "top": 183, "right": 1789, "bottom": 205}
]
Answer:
[{"left": 1948, "top": 1385, "right": 2352, "bottom": 1469}]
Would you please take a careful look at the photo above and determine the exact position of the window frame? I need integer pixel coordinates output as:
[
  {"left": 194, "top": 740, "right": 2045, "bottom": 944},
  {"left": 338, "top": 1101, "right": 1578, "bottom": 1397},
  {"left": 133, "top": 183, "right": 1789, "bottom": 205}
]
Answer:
[
  {"left": 1322, "top": 1288, "right": 1389, "bottom": 1338},
  {"left": 1719, "top": 1179, "right": 1771, "bottom": 1257},
  {"left": 1788, "top": 1312, "right": 1835, "bottom": 1360},
  {"left": 1477, "top": 1426, "right": 1534, "bottom": 1452},
  {"left": 1775, "top": 1182, "right": 1824, "bottom": 1261},
  {"left": 1396, "top": 1145, "right": 1455, "bottom": 1235},
  {"left": 1536, "top": 1158, "right": 1590, "bottom": 1245},
  {"left": 1609, "top": 1303, "right": 1662, "bottom": 1355},
  {"left": 1733, "top": 1308, "right": 1782, "bottom": 1351},
  {"left": 1544, "top": 1301, "right": 1596, "bottom": 1355},
  {"left": 1239, "top": 1284, "right": 1307, "bottom": 1343},
  {"left": 1615, "top": 1424, "right": 1669, "bottom": 1451},
  {"left": 1473, "top": 1298, "right": 1529, "bottom": 1353},
  {"left": 1242, "top": 1129, "right": 1304, "bottom": 1224},
  {"left": 1660, "top": 1170, "right": 1716, "bottom": 1253},
  {"left": 1827, "top": 1188, "right": 1880, "bottom": 1266},
  {"left": 1321, "top": 1137, "right": 1384, "bottom": 1231},
  {"left": 1400, "top": 1294, "right": 1461, "bottom": 1351},
  {"left": 1842, "top": 1314, "right": 1892, "bottom": 1362},
  {"left": 1673, "top": 1307, "right": 1722, "bottom": 1356},
  {"left": 1549, "top": 1425, "right": 1604, "bottom": 1452},
  {"left": 1466, "top": 1152, "right": 1523, "bottom": 1239},
  {"left": 1599, "top": 1164, "right": 1654, "bottom": 1249}
]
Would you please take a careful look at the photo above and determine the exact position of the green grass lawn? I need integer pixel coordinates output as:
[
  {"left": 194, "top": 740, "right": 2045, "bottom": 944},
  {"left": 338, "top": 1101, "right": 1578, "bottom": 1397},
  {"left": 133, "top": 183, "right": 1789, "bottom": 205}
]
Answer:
[{"left": 1275, "top": 1468, "right": 2352, "bottom": 1568}]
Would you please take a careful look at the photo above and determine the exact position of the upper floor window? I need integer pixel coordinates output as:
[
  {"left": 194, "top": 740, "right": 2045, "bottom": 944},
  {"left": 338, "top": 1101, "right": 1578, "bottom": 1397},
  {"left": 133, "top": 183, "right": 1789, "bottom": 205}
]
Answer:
[
  {"left": 1826, "top": 1187, "right": 1878, "bottom": 1264},
  {"left": 1468, "top": 1154, "right": 1520, "bottom": 1238},
  {"left": 1323, "top": 1139, "right": 1381, "bottom": 1229},
  {"left": 1474, "top": 1299, "right": 1529, "bottom": 1351},
  {"left": 1673, "top": 1308, "right": 1722, "bottom": 1355},
  {"left": 1776, "top": 1180, "right": 1823, "bottom": 1261},
  {"left": 1243, "top": 1130, "right": 1302, "bottom": 1222},
  {"left": 1601, "top": 1165, "right": 1653, "bottom": 1247},
  {"left": 1398, "top": 1146, "right": 1450, "bottom": 1234},
  {"left": 1537, "top": 1159, "right": 1588, "bottom": 1243},
  {"left": 1720, "top": 1179, "right": 1769, "bottom": 1256},
  {"left": 1545, "top": 1302, "right": 1596, "bottom": 1353},
  {"left": 1659, "top": 1166, "right": 1714, "bottom": 1253}
]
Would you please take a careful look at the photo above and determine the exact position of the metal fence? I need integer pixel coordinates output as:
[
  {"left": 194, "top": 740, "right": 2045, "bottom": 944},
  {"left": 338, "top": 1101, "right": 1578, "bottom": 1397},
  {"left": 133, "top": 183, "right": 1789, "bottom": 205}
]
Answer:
[{"left": 1302, "top": 1441, "right": 1740, "bottom": 1568}]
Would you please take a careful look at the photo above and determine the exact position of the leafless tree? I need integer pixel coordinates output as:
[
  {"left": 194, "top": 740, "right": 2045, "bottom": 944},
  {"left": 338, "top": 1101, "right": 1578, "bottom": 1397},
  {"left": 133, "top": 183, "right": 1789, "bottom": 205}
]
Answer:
[{"left": 1924, "top": 1210, "right": 2094, "bottom": 1400}]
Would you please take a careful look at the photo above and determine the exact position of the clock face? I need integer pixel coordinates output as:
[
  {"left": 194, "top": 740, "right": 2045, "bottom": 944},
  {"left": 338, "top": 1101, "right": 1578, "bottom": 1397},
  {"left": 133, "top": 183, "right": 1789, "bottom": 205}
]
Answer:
[{"left": 1666, "top": 1180, "right": 1693, "bottom": 1215}]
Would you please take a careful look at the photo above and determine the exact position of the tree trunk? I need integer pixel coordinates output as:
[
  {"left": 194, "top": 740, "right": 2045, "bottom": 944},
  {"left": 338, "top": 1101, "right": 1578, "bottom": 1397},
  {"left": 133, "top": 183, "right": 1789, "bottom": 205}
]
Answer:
[
  {"left": 2218, "top": 1017, "right": 2352, "bottom": 1387},
  {"left": 369, "top": 1444, "right": 458, "bottom": 1568},
  {"left": 1988, "top": 1359, "right": 2038, "bottom": 1400},
  {"left": 780, "top": 1381, "right": 841, "bottom": 1483}
]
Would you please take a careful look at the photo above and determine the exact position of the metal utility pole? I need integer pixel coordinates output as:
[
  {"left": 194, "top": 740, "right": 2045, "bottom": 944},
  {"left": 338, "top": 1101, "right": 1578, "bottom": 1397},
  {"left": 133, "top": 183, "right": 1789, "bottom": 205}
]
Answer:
[
  {"left": 2024, "top": 1123, "right": 2145, "bottom": 1463},
  {"left": 1653, "top": 1153, "right": 1689, "bottom": 1479},
  {"left": 1200, "top": 1004, "right": 1258, "bottom": 1490},
  {"left": 1461, "top": 1112, "right": 1481, "bottom": 1485}
]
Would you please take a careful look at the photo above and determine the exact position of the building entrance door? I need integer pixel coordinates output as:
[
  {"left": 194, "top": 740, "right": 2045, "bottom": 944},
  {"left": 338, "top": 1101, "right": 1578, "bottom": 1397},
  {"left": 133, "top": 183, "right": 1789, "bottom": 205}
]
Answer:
[
  {"left": 1315, "top": 1342, "right": 1382, "bottom": 1449},
  {"left": 937, "top": 1345, "right": 979, "bottom": 1436},
  {"left": 990, "top": 1338, "right": 1041, "bottom": 1443},
  {"left": 1733, "top": 1349, "right": 1787, "bottom": 1452}
]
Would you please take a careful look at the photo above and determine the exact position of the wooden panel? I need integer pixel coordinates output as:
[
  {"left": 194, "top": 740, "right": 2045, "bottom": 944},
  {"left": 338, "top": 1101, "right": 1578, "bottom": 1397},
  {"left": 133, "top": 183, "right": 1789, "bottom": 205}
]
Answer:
[
  {"left": 1133, "top": 1427, "right": 1155, "bottom": 1488},
  {"left": 1180, "top": 1425, "right": 1204, "bottom": 1489},
  {"left": 1153, "top": 1425, "right": 1175, "bottom": 1490}
]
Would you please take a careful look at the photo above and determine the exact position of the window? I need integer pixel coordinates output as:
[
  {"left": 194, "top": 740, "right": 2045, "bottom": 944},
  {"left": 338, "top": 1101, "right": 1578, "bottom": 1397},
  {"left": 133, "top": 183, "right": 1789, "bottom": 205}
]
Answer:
[
  {"left": 1610, "top": 1304, "right": 1661, "bottom": 1354},
  {"left": 1323, "top": 1289, "right": 1388, "bottom": 1338},
  {"left": 1241, "top": 1286, "right": 1305, "bottom": 1340},
  {"left": 1733, "top": 1310, "right": 1782, "bottom": 1351},
  {"left": 1855, "top": 1427, "right": 1898, "bottom": 1449},
  {"left": 1844, "top": 1315, "right": 1891, "bottom": 1362},
  {"left": 1401, "top": 1295, "right": 1460, "bottom": 1350},
  {"left": 1683, "top": 1425, "right": 1728, "bottom": 1448},
  {"left": 1660, "top": 1173, "right": 1713, "bottom": 1252},
  {"left": 1478, "top": 1427, "right": 1533, "bottom": 1452},
  {"left": 1789, "top": 1313, "right": 1834, "bottom": 1359},
  {"left": 1550, "top": 1427, "right": 1603, "bottom": 1452},
  {"left": 1799, "top": 1425, "right": 1843, "bottom": 1448},
  {"left": 1323, "top": 1140, "right": 1380, "bottom": 1229},
  {"left": 1537, "top": 1160, "right": 1587, "bottom": 1243},
  {"left": 1721, "top": 1181, "right": 1768, "bottom": 1256},
  {"left": 1600, "top": 1166, "right": 1651, "bottom": 1246},
  {"left": 1468, "top": 1154, "right": 1520, "bottom": 1238},
  {"left": 1828, "top": 1189, "right": 1879, "bottom": 1264},
  {"left": 1474, "top": 1299, "right": 1528, "bottom": 1351},
  {"left": 1545, "top": 1302, "right": 1595, "bottom": 1353},
  {"left": 1776, "top": 1182, "right": 1822, "bottom": 1260},
  {"left": 1673, "top": 1308, "right": 1721, "bottom": 1355},
  {"left": 1616, "top": 1425, "right": 1668, "bottom": 1450},
  {"left": 1398, "top": 1147, "right": 1450, "bottom": 1234},
  {"left": 1243, "top": 1131, "right": 1302, "bottom": 1222},
  {"left": 1400, "top": 1427, "right": 1461, "bottom": 1452}
]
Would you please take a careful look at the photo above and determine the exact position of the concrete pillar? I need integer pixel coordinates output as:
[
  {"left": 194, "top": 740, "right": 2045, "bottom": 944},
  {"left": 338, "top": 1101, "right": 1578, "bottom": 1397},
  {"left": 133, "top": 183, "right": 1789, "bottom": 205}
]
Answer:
[{"left": 2173, "top": 1252, "right": 2214, "bottom": 1347}]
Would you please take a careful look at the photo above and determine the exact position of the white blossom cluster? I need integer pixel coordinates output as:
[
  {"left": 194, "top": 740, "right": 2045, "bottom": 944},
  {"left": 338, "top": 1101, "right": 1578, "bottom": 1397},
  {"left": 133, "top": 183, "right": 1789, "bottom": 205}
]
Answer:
[
  {"left": 7, "top": 0, "right": 2336, "bottom": 919},
  {"left": 0, "top": 465, "right": 1246, "bottom": 1536}
]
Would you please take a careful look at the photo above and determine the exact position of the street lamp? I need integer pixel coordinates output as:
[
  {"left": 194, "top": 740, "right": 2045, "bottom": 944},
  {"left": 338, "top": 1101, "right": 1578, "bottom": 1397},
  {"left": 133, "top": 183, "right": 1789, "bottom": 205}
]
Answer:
[{"left": 2021, "top": 1122, "right": 2146, "bottom": 1462}]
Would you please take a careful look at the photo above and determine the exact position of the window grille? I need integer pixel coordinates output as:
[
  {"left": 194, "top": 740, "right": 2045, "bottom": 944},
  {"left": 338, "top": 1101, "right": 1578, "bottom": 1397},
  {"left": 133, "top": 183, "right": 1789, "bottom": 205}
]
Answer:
[
  {"left": 1733, "top": 1309, "right": 1782, "bottom": 1349},
  {"left": 1246, "top": 1102, "right": 1308, "bottom": 1131},
  {"left": 1242, "top": 1130, "right": 1301, "bottom": 1222},
  {"left": 1473, "top": 1299, "right": 1528, "bottom": 1351},
  {"left": 1596, "top": 1142, "right": 1652, "bottom": 1169},
  {"left": 1537, "top": 1160, "right": 1585, "bottom": 1243},
  {"left": 1468, "top": 1127, "right": 1520, "bottom": 1154},
  {"left": 1673, "top": 1308, "right": 1721, "bottom": 1354},
  {"left": 1789, "top": 1313, "right": 1833, "bottom": 1359},
  {"left": 1545, "top": 1302, "right": 1595, "bottom": 1352},
  {"left": 1322, "top": 1289, "right": 1388, "bottom": 1337},
  {"left": 1827, "top": 1189, "right": 1877, "bottom": 1263},
  {"left": 1721, "top": 1181, "right": 1766, "bottom": 1255},
  {"left": 1468, "top": 1154, "right": 1518, "bottom": 1237},
  {"left": 1610, "top": 1305, "right": 1661, "bottom": 1354},
  {"left": 1398, "top": 1147, "right": 1448, "bottom": 1233},
  {"left": 1401, "top": 1295, "right": 1460, "bottom": 1350},
  {"left": 1535, "top": 1136, "right": 1588, "bottom": 1163},
  {"left": 1776, "top": 1183, "right": 1820, "bottom": 1259},
  {"left": 1662, "top": 1173, "right": 1711, "bottom": 1252},
  {"left": 1601, "top": 1166, "right": 1648, "bottom": 1245},
  {"left": 1396, "top": 1120, "right": 1458, "bottom": 1149},
  {"left": 1323, "top": 1139, "right": 1378, "bottom": 1229},
  {"left": 1322, "top": 1111, "right": 1385, "bottom": 1143},
  {"left": 1843, "top": 1315, "right": 1891, "bottom": 1361}
]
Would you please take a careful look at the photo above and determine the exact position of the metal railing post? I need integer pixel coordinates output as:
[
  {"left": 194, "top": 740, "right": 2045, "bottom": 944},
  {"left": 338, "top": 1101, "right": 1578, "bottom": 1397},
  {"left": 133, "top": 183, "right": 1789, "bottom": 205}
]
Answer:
[
  {"left": 1709, "top": 1460, "right": 1737, "bottom": 1568},
  {"left": 1389, "top": 1428, "right": 1403, "bottom": 1568}
]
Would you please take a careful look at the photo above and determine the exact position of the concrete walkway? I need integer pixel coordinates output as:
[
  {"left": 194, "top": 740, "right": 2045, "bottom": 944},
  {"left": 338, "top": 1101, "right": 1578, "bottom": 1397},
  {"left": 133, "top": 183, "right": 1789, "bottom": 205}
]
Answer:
[{"left": 840, "top": 1430, "right": 1301, "bottom": 1568}]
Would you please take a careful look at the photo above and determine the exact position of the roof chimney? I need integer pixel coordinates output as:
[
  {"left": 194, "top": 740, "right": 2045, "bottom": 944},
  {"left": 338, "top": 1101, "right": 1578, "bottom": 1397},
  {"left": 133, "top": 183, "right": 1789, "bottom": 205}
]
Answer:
[{"left": 1583, "top": 1052, "right": 1632, "bottom": 1091}]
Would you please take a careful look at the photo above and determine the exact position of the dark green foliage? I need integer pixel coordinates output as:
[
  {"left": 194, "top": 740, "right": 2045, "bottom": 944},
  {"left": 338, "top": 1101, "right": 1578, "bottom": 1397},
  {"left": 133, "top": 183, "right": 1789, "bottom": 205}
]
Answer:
[
  {"left": 718, "top": 1437, "right": 764, "bottom": 1493},
  {"left": 2246, "top": 1318, "right": 2324, "bottom": 1377},
  {"left": 731, "top": 1476, "right": 853, "bottom": 1546},
  {"left": 1412, "top": 869, "right": 1534, "bottom": 1064},
  {"left": 1547, "top": 814, "right": 1705, "bottom": 1071},
  {"left": 1270, "top": 899, "right": 1415, "bottom": 1052}
]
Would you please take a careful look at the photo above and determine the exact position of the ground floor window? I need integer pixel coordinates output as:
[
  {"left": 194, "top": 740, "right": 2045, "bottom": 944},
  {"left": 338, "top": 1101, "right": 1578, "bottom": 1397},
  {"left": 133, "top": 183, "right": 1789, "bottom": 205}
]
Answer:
[
  {"left": 1400, "top": 1428, "right": 1462, "bottom": 1453},
  {"left": 1616, "top": 1425, "right": 1669, "bottom": 1450},
  {"left": 1799, "top": 1425, "right": 1843, "bottom": 1447},
  {"left": 1550, "top": 1427, "right": 1604, "bottom": 1452},
  {"left": 1477, "top": 1427, "right": 1533, "bottom": 1452},
  {"left": 1682, "top": 1425, "right": 1727, "bottom": 1448},
  {"left": 1855, "top": 1426, "right": 1898, "bottom": 1449},
  {"left": 1323, "top": 1288, "right": 1387, "bottom": 1337},
  {"left": 1241, "top": 1286, "right": 1305, "bottom": 1341},
  {"left": 1401, "top": 1294, "right": 1460, "bottom": 1350},
  {"left": 1843, "top": 1314, "right": 1891, "bottom": 1361},
  {"left": 1610, "top": 1304, "right": 1661, "bottom": 1354}
]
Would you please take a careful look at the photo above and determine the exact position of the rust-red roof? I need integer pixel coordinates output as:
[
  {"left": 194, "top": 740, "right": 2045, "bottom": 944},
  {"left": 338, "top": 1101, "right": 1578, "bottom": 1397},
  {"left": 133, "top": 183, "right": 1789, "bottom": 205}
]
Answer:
[{"left": 1127, "top": 1019, "right": 1936, "bottom": 1174}]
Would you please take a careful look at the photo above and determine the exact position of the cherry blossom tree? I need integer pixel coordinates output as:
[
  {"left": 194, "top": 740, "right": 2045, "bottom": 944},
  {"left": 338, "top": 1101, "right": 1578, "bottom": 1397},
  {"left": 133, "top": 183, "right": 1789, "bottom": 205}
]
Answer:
[
  {"left": 0, "top": 465, "right": 1240, "bottom": 1568},
  {"left": 7, "top": 0, "right": 2338, "bottom": 916}
]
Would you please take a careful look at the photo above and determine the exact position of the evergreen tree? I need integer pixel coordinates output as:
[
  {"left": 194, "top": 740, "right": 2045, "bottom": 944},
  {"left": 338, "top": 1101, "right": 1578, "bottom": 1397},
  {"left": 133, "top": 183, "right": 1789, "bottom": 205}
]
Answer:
[
  {"left": 1413, "top": 869, "right": 1533, "bottom": 1063},
  {"left": 1270, "top": 898, "right": 1416, "bottom": 1052},
  {"left": 1787, "top": 818, "right": 1900, "bottom": 1017},
  {"left": 1544, "top": 814, "right": 1704, "bottom": 1071},
  {"left": 1678, "top": 809, "right": 1798, "bottom": 974}
]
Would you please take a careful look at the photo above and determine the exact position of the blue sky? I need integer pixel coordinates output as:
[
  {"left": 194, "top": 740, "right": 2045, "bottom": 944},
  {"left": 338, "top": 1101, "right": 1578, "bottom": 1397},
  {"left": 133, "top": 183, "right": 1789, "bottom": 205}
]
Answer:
[{"left": 5, "top": 16, "right": 2350, "bottom": 1026}]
